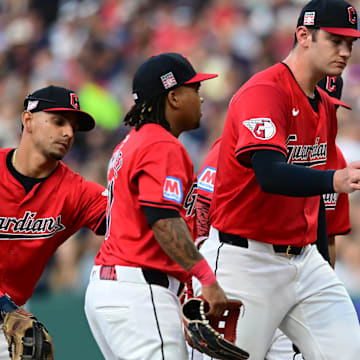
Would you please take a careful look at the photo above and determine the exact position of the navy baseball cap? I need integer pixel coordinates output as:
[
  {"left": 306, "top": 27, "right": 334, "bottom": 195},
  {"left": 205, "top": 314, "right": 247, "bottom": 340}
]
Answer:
[
  {"left": 132, "top": 52, "right": 218, "bottom": 103},
  {"left": 317, "top": 76, "right": 351, "bottom": 109},
  {"left": 23, "top": 85, "right": 95, "bottom": 131},
  {"left": 297, "top": 0, "right": 360, "bottom": 38}
]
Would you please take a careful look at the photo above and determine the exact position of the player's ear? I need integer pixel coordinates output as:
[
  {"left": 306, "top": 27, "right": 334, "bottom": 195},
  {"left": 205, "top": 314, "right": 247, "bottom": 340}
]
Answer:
[
  {"left": 295, "top": 26, "right": 312, "bottom": 47},
  {"left": 167, "top": 89, "right": 181, "bottom": 109},
  {"left": 22, "top": 111, "right": 33, "bottom": 133}
]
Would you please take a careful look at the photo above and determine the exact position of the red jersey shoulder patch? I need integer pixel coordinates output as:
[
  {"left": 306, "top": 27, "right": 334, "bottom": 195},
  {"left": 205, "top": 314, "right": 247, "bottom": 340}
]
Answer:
[
  {"left": 163, "top": 176, "right": 183, "bottom": 203},
  {"left": 243, "top": 118, "right": 276, "bottom": 140}
]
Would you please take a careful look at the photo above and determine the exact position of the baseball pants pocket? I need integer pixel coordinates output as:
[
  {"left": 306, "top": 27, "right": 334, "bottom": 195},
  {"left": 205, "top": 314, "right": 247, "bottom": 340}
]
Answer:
[
  {"left": 280, "top": 246, "right": 360, "bottom": 360},
  {"left": 85, "top": 275, "right": 188, "bottom": 360}
]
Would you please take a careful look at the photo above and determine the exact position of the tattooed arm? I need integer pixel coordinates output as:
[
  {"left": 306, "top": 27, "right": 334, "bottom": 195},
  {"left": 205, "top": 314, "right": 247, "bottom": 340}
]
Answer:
[
  {"left": 151, "top": 217, "right": 202, "bottom": 271},
  {"left": 151, "top": 216, "right": 228, "bottom": 316}
]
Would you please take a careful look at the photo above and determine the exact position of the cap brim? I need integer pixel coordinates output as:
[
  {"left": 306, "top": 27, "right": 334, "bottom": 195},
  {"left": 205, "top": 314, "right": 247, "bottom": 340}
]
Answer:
[
  {"left": 321, "top": 27, "right": 360, "bottom": 38},
  {"left": 43, "top": 108, "right": 95, "bottom": 131},
  {"left": 184, "top": 73, "right": 218, "bottom": 84}
]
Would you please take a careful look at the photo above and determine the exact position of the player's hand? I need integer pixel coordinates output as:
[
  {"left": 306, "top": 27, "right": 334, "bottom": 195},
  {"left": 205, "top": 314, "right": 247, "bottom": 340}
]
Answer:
[
  {"left": 201, "top": 281, "right": 228, "bottom": 317},
  {"left": 333, "top": 161, "right": 360, "bottom": 193}
]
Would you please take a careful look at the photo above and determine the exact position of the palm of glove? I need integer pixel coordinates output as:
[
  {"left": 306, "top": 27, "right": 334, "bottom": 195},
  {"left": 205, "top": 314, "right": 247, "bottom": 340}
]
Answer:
[
  {"left": 2, "top": 308, "right": 54, "bottom": 360},
  {"left": 182, "top": 298, "right": 249, "bottom": 360}
]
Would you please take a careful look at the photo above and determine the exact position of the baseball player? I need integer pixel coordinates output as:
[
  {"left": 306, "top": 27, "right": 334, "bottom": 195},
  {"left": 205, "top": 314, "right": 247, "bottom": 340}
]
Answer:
[
  {"left": 84, "top": 52, "right": 228, "bottom": 360},
  {"left": 0, "top": 85, "right": 107, "bottom": 359},
  {"left": 192, "top": 0, "right": 360, "bottom": 359},
  {"left": 192, "top": 77, "right": 351, "bottom": 360}
]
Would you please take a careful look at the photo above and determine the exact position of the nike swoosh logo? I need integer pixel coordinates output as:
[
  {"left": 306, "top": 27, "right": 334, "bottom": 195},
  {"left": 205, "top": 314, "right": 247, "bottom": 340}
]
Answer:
[{"left": 292, "top": 108, "right": 300, "bottom": 116}]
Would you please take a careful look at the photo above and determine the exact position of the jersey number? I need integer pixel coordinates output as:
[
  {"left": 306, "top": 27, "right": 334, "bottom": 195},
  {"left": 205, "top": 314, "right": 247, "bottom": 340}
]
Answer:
[{"left": 105, "top": 178, "right": 115, "bottom": 240}]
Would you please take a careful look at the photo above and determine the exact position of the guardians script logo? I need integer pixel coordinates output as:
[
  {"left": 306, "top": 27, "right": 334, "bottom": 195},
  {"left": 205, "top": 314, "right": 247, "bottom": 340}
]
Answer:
[
  {"left": 0, "top": 211, "right": 65, "bottom": 240},
  {"left": 286, "top": 134, "right": 327, "bottom": 167}
]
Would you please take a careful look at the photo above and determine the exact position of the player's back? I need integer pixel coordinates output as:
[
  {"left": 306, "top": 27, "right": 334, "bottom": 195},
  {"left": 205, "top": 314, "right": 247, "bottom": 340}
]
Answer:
[{"left": 96, "top": 123, "right": 196, "bottom": 282}]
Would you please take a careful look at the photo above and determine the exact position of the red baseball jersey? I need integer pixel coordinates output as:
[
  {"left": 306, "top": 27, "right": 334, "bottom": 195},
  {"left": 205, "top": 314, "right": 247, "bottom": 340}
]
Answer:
[
  {"left": 197, "top": 138, "right": 222, "bottom": 206},
  {"left": 95, "top": 124, "right": 197, "bottom": 283},
  {"left": 0, "top": 149, "right": 107, "bottom": 305},
  {"left": 198, "top": 140, "right": 349, "bottom": 238},
  {"left": 323, "top": 146, "right": 350, "bottom": 236},
  {"left": 210, "top": 63, "right": 338, "bottom": 246}
]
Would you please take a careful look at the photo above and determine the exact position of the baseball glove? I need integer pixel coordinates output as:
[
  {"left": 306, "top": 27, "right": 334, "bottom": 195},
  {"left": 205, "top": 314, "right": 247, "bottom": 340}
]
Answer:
[
  {"left": 182, "top": 297, "right": 249, "bottom": 360},
  {"left": 2, "top": 308, "right": 54, "bottom": 360}
]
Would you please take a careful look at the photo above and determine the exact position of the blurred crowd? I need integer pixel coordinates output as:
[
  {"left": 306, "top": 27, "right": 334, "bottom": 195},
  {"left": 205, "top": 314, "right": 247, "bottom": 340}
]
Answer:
[{"left": 1, "top": 0, "right": 360, "bottom": 314}]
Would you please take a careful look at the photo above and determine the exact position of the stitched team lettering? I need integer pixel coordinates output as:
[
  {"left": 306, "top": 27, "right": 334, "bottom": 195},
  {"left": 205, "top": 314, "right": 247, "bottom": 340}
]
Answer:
[
  {"left": 0, "top": 211, "right": 65, "bottom": 239},
  {"left": 286, "top": 134, "right": 327, "bottom": 167},
  {"left": 183, "top": 183, "right": 197, "bottom": 217},
  {"left": 100, "top": 266, "right": 117, "bottom": 280},
  {"left": 323, "top": 193, "right": 338, "bottom": 210},
  {"left": 108, "top": 134, "right": 130, "bottom": 178}
]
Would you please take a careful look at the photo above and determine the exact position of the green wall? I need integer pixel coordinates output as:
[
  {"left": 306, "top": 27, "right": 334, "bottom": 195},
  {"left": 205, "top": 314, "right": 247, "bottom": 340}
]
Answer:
[{"left": 29, "top": 292, "right": 104, "bottom": 360}]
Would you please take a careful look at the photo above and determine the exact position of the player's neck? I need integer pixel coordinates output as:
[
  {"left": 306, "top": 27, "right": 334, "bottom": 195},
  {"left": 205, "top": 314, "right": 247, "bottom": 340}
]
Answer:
[
  {"left": 283, "top": 53, "right": 321, "bottom": 99},
  {"left": 13, "top": 146, "right": 59, "bottom": 179}
]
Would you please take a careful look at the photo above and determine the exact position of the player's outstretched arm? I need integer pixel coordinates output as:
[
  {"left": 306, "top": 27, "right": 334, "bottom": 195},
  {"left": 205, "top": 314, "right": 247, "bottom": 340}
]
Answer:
[
  {"left": 151, "top": 217, "right": 227, "bottom": 317},
  {"left": 333, "top": 161, "right": 360, "bottom": 193}
]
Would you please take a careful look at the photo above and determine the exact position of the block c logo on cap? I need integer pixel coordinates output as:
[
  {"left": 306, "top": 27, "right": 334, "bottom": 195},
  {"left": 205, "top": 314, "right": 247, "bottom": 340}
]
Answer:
[
  {"left": 348, "top": 6, "right": 357, "bottom": 24},
  {"left": 70, "top": 93, "right": 80, "bottom": 109}
]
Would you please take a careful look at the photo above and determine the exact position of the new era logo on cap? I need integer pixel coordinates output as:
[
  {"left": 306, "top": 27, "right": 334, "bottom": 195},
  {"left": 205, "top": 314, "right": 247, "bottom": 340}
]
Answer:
[{"left": 161, "top": 72, "right": 177, "bottom": 89}]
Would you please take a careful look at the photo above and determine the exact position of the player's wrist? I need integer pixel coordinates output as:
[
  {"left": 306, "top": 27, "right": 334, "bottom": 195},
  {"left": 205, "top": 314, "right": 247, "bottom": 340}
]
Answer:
[
  {"left": 0, "top": 295, "right": 18, "bottom": 320},
  {"left": 188, "top": 258, "right": 216, "bottom": 286}
]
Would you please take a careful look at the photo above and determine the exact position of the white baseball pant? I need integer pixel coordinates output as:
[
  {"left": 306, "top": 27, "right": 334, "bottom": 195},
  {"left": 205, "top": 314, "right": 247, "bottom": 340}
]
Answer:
[
  {"left": 0, "top": 327, "right": 10, "bottom": 360},
  {"left": 85, "top": 265, "right": 188, "bottom": 360},
  {"left": 265, "top": 329, "right": 303, "bottom": 360},
  {"left": 193, "top": 226, "right": 360, "bottom": 360}
]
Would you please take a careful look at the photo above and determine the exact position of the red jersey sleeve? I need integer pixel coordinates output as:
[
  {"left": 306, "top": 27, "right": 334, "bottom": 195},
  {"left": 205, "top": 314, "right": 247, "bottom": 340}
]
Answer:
[
  {"left": 67, "top": 175, "right": 107, "bottom": 233},
  {"left": 137, "top": 141, "right": 194, "bottom": 211},
  {"left": 197, "top": 138, "right": 221, "bottom": 205},
  {"left": 233, "top": 83, "right": 289, "bottom": 165},
  {"left": 326, "top": 192, "right": 350, "bottom": 236}
]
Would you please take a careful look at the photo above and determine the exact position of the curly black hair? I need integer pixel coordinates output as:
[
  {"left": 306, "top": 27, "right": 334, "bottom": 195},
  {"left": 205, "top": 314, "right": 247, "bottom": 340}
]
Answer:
[{"left": 124, "top": 92, "right": 170, "bottom": 131}]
